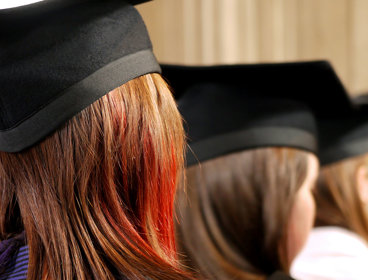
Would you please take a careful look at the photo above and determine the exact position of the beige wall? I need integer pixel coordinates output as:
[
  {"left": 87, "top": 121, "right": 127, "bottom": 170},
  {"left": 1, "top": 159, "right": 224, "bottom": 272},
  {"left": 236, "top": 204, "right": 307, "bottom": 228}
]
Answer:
[{"left": 137, "top": 0, "right": 368, "bottom": 96}]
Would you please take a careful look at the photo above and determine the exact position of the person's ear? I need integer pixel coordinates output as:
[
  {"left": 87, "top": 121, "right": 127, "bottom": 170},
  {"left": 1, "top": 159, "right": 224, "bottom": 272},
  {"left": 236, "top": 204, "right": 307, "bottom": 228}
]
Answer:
[{"left": 357, "top": 165, "right": 368, "bottom": 204}]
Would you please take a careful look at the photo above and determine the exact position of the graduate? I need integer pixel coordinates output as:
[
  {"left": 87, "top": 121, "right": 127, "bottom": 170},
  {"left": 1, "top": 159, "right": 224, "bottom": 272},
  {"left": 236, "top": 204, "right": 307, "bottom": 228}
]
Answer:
[
  {"left": 291, "top": 96, "right": 368, "bottom": 280},
  {"left": 0, "top": 1, "right": 192, "bottom": 279},
  {"left": 163, "top": 61, "right": 351, "bottom": 280}
]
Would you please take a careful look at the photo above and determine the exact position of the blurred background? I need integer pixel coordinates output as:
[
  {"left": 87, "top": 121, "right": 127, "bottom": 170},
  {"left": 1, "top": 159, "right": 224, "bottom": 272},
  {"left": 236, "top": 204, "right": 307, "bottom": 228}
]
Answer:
[{"left": 137, "top": 0, "right": 368, "bottom": 96}]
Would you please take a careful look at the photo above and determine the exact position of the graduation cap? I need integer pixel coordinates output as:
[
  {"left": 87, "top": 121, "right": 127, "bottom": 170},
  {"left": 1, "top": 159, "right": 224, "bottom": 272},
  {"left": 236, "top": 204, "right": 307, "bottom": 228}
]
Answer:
[
  {"left": 162, "top": 61, "right": 353, "bottom": 166},
  {"left": 318, "top": 95, "right": 368, "bottom": 165},
  {"left": 162, "top": 61, "right": 351, "bottom": 117},
  {"left": 0, "top": 0, "right": 159, "bottom": 153}
]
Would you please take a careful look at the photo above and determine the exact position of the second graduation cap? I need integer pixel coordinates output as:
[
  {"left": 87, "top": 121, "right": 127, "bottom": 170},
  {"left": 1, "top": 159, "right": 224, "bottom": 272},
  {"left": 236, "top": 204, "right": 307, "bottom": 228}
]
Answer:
[{"left": 162, "top": 61, "right": 353, "bottom": 166}]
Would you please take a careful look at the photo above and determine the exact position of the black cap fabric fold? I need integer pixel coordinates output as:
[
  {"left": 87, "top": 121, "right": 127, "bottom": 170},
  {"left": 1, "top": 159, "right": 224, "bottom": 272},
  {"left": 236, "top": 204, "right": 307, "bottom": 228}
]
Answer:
[{"left": 0, "top": 0, "right": 160, "bottom": 152}]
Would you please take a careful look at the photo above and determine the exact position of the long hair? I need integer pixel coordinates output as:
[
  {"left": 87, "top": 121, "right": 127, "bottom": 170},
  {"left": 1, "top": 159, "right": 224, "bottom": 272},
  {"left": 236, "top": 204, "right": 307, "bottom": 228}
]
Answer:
[
  {"left": 175, "top": 147, "right": 310, "bottom": 280},
  {"left": 0, "top": 73, "right": 192, "bottom": 280},
  {"left": 315, "top": 154, "right": 368, "bottom": 242}
]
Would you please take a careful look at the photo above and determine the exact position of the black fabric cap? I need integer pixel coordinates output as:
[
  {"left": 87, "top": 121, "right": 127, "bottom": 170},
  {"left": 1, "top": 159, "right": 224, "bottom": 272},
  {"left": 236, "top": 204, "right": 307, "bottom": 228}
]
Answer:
[
  {"left": 162, "top": 61, "right": 352, "bottom": 117},
  {"left": 179, "top": 83, "right": 318, "bottom": 166},
  {"left": 163, "top": 61, "right": 352, "bottom": 166},
  {"left": 0, "top": 0, "right": 160, "bottom": 152},
  {"left": 319, "top": 95, "right": 368, "bottom": 165}
]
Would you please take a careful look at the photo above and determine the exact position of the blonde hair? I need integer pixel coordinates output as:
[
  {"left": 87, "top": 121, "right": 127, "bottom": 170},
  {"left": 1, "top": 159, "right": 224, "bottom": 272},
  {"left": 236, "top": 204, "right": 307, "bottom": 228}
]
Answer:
[{"left": 315, "top": 154, "right": 368, "bottom": 242}]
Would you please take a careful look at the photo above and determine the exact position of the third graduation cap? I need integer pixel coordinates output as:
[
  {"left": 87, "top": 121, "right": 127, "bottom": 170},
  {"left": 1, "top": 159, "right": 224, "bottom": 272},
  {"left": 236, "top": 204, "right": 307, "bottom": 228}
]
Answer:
[
  {"left": 318, "top": 95, "right": 368, "bottom": 165},
  {"left": 0, "top": 0, "right": 158, "bottom": 153},
  {"left": 162, "top": 61, "right": 353, "bottom": 166}
]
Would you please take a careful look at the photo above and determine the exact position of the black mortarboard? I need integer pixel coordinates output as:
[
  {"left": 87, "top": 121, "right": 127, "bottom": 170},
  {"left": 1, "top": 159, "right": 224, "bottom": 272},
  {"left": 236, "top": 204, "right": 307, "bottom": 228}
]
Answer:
[
  {"left": 318, "top": 95, "right": 368, "bottom": 165},
  {"left": 162, "top": 61, "right": 352, "bottom": 166},
  {"left": 0, "top": 0, "right": 158, "bottom": 153}
]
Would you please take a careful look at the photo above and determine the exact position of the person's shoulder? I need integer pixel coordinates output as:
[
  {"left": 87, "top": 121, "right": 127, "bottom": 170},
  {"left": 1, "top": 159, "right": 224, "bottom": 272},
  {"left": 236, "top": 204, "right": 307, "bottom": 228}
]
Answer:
[
  {"left": 0, "top": 245, "right": 29, "bottom": 280},
  {"left": 309, "top": 226, "right": 368, "bottom": 257},
  {"left": 291, "top": 227, "right": 368, "bottom": 280}
]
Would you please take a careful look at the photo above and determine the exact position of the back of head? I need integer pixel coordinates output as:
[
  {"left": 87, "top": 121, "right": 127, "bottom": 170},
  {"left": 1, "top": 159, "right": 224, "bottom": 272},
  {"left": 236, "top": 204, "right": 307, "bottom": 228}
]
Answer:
[
  {"left": 0, "top": 1, "right": 191, "bottom": 279},
  {"left": 0, "top": 74, "right": 190, "bottom": 279},
  {"left": 315, "top": 96, "right": 368, "bottom": 242},
  {"left": 167, "top": 62, "right": 331, "bottom": 279},
  {"left": 315, "top": 154, "right": 368, "bottom": 242},
  {"left": 176, "top": 147, "right": 310, "bottom": 279}
]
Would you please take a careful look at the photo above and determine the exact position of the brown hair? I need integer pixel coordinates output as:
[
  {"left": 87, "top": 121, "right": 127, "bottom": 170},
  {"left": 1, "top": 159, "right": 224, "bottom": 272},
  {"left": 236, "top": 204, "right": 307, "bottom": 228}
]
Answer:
[
  {"left": 0, "top": 73, "right": 192, "bottom": 280},
  {"left": 175, "top": 147, "right": 310, "bottom": 280},
  {"left": 315, "top": 154, "right": 368, "bottom": 241}
]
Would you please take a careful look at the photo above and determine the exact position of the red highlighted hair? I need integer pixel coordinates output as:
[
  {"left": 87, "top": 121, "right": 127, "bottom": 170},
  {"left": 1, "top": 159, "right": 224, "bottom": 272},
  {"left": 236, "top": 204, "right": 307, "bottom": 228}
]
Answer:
[{"left": 0, "top": 74, "right": 191, "bottom": 280}]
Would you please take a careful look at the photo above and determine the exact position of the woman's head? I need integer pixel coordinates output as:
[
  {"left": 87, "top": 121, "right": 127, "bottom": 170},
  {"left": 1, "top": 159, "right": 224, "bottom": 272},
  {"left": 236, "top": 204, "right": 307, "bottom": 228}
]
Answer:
[
  {"left": 0, "top": 74, "right": 189, "bottom": 279},
  {"left": 175, "top": 147, "right": 318, "bottom": 279},
  {"left": 314, "top": 154, "right": 368, "bottom": 241},
  {"left": 310, "top": 93, "right": 368, "bottom": 243}
]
